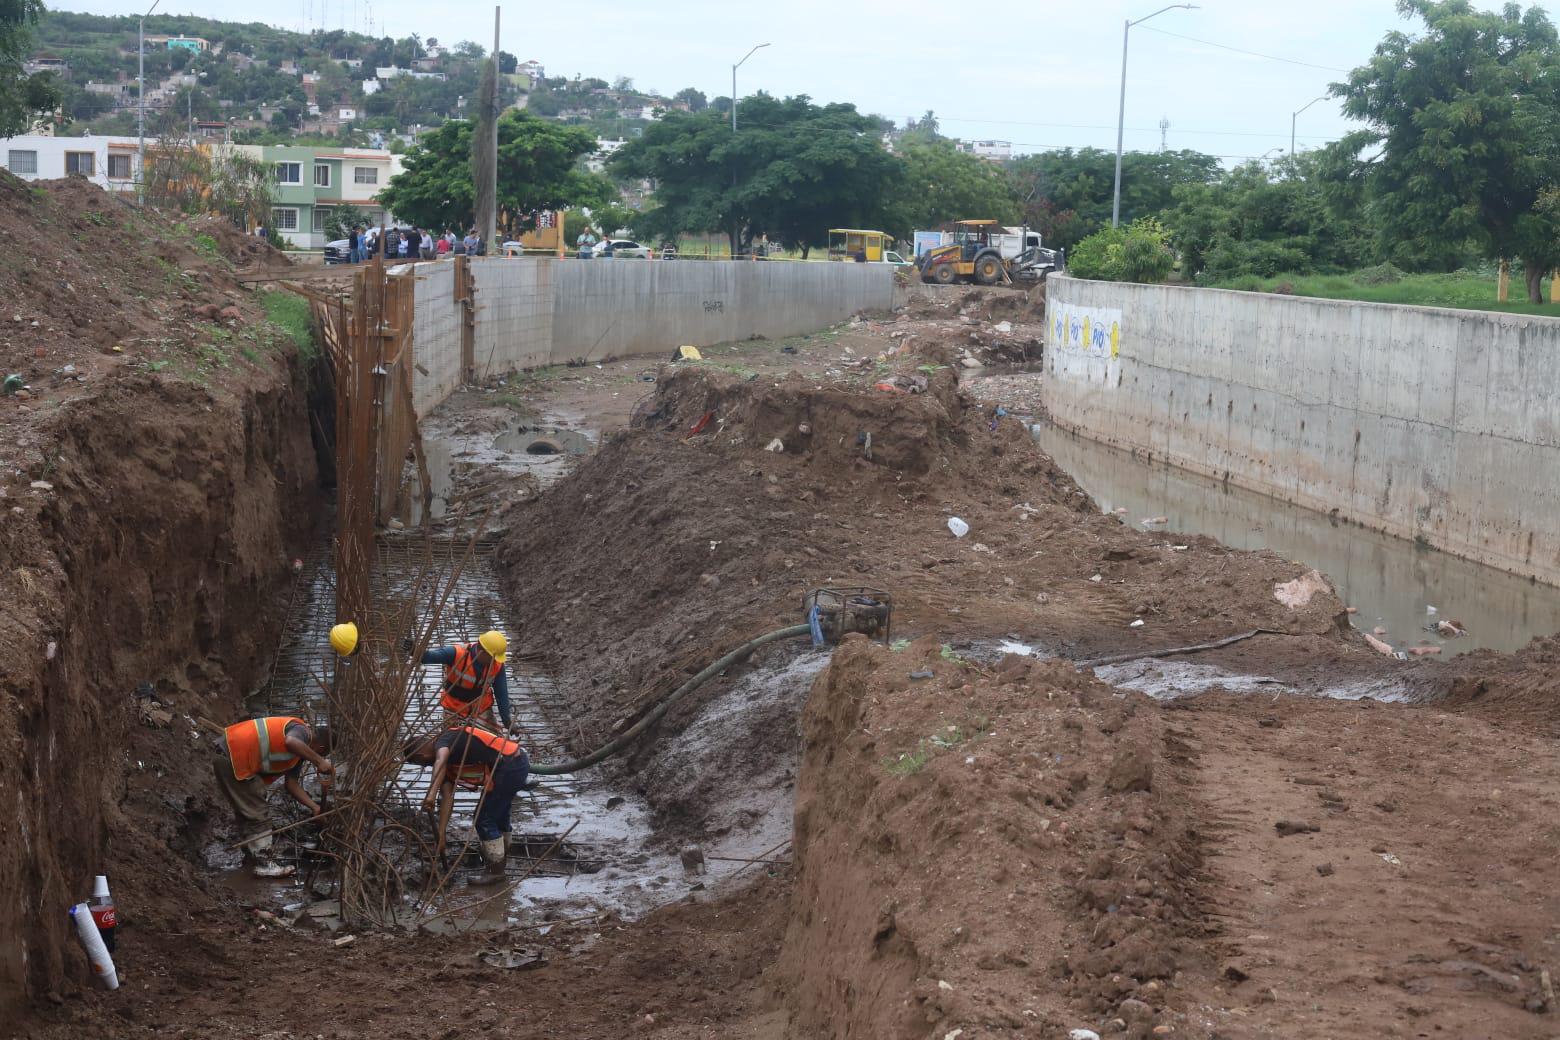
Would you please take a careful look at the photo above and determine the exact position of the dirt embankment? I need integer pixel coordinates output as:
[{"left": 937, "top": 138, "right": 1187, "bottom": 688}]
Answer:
[
  {"left": 780, "top": 636, "right": 1202, "bottom": 1039},
  {"left": 0, "top": 175, "right": 320, "bottom": 1017},
  {"left": 499, "top": 364, "right": 1348, "bottom": 836}
]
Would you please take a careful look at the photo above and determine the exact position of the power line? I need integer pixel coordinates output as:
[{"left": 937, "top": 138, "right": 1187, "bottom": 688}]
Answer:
[
  {"left": 936, "top": 114, "right": 1338, "bottom": 141},
  {"left": 1138, "top": 25, "right": 1351, "bottom": 73}
]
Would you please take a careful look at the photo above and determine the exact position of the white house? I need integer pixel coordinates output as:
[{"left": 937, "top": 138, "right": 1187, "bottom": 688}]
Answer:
[
  {"left": 338, "top": 107, "right": 358, "bottom": 121},
  {"left": 1, "top": 133, "right": 140, "bottom": 191},
  {"left": 361, "top": 79, "right": 381, "bottom": 96},
  {"left": 956, "top": 139, "right": 1012, "bottom": 162}
]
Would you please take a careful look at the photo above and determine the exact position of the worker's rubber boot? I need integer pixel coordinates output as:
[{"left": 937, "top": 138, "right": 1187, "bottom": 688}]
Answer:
[{"left": 470, "top": 836, "right": 507, "bottom": 886}]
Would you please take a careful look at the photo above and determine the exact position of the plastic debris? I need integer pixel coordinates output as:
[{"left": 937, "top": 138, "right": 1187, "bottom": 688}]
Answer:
[
  {"left": 947, "top": 517, "right": 969, "bottom": 538},
  {"left": 1129, "top": 619, "right": 1145, "bottom": 628}
]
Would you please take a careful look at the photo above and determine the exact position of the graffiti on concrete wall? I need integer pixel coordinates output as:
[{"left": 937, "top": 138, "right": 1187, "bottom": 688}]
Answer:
[{"left": 1051, "top": 304, "right": 1121, "bottom": 360}]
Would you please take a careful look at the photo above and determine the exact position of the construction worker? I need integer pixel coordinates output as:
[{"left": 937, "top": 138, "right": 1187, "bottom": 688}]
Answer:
[
  {"left": 420, "top": 630, "right": 514, "bottom": 734},
  {"left": 214, "top": 716, "right": 334, "bottom": 878},
  {"left": 403, "top": 726, "right": 530, "bottom": 883}
]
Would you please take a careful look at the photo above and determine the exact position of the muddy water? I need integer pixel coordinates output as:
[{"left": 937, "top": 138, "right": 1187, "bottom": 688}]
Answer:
[{"left": 1031, "top": 422, "right": 1560, "bottom": 656}]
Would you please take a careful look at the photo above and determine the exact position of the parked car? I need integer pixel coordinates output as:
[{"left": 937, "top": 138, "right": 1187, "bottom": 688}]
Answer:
[
  {"left": 879, "top": 250, "right": 911, "bottom": 267},
  {"left": 593, "top": 238, "right": 650, "bottom": 259},
  {"left": 323, "top": 238, "right": 351, "bottom": 264}
]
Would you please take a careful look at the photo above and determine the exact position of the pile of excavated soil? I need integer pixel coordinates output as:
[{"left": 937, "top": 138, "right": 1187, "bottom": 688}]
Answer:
[
  {"left": 1436, "top": 634, "right": 1560, "bottom": 737},
  {"left": 1, "top": 174, "right": 320, "bottom": 1019},
  {"left": 781, "top": 636, "right": 1204, "bottom": 1039},
  {"left": 498, "top": 365, "right": 1348, "bottom": 839}
]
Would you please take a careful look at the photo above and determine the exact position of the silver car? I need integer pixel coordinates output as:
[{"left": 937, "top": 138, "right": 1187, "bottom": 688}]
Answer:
[{"left": 593, "top": 238, "right": 650, "bottom": 259}]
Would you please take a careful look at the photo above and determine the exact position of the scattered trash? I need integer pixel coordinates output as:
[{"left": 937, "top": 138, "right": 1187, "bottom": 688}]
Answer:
[
  {"left": 1140, "top": 516, "right": 1168, "bottom": 526},
  {"left": 1426, "top": 605, "right": 1438, "bottom": 615},
  {"left": 994, "top": 320, "right": 1013, "bottom": 333},
  {"left": 1433, "top": 619, "right": 1467, "bottom": 638},
  {"left": 679, "top": 845, "right": 707, "bottom": 875},
  {"left": 1405, "top": 645, "right": 1442, "bottom": 656},
  {"left": 938, "top": 979, "right": 954, "bottom": 991},
  {"left": 687, "top": 410, "right": 715, "bottom": 436},
  {"left": 332, "top": 934, "right": 357, "bottom": 947},
  {"left": 1089, "top": 574, "right": 1102, "bottom": 583},
  {"left": 2, "top": 374, "right": 23, "bottom": 395},
  {"left": 1129, "top": 619, "right": 1145, "bottom": 628},
  {"left": 797, "top": 423, "right": 811, "bottom": 435},
  {"left": 1069, "top": 1030, "right": 1102, "bottom": 1040},
  {"left": 765, "top": 438, "right": 785, "bottom": 453},
  {"left": 1274, "top": 820, "right": 1320, "bottom": 836},
  {"left": 909, "top": 670, "right": 935, "bottom": 680},
  {"left": 1379, "top": 852, "right": 1403, "bottom": 866},
  {"left": 69, "top": 903, "right": 118, "bottom": 989},
  {"left": 479, "top": 947, "right": 548, "bottom": 970},
  {"left": 675, "top": 346, "right": 703, "bottom": 362},
  {"left": 1363, "top": 632, "right": 1395, "bottom": 657},
  {"left": 947, "top": 517, "right": 969, "bottom": 538},
  {"left": 59, "top": 364, "right": 76, "bottom": 376},
  {"left": 45, "top": 641, "right": 56, "bottom": 660},
  {"left": 29, "top": 481, "right": 53, "bottom": 491},
  {"left": 781, "top": 345, "right": 798, "bottom": 354}
]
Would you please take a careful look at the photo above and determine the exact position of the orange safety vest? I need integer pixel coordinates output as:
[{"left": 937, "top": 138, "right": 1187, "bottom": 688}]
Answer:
[
  {"left": 447, "top": 726, "right": 522, "bottom": 792},
  {"left": 439, "top": 643, "right": 502, "bottom": 718},
  {"left": 226, "top": 716, "right": 306, "bottom": 785}
]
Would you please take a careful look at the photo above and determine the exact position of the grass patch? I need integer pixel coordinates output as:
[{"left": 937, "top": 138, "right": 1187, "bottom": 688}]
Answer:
[
  {"left": 258, "top": 290, "right": 317, "bottom": 360},
  {"left": 192, "top": 233, "right": 220, "bottom": 260},
  {"left": 883, "top": 744, "right": 931, "bottom": 776},
  {"left": 1208, "top": 268, "right": 1560, "bottom": 316}
]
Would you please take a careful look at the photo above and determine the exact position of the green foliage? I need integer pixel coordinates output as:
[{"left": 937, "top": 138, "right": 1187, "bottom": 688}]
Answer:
[
  {"left": 1009, "top": 148, "right": 1220, "bottom": 251},
  {"left": 258, "top": 290, "right": 316, "bottom": 359},
  {"left": 1068, "top": 218, "right": 1174, "bottom": 283},
  {"left": 882, "top": 139, "right": 1018, "bottom": 237},
  {"left": 1208, "top": 267, "right": 1558, "bottom": 315},
  {"left": 1167, "top": 154, "right": 1370, "bottom": 282},
  {"left": 1, "top": 0, "right": 61, "bottom": 136},
  {"left": 611, "top": 94, "right": 904, "bottom": 255},
  {"left": 1328, "top": 0, "right": 1560, "bottom": 301},
  {"left": 378, "top": 111, "right": 609, "bottom": 233},
  {"left": 883, "top": 744, "right": 931, "bottom": 776}
]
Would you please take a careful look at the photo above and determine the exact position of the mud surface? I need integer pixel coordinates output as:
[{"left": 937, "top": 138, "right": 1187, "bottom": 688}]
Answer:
[{"left": 11, "top": 270, "right": 1560, "bottom": 1039}]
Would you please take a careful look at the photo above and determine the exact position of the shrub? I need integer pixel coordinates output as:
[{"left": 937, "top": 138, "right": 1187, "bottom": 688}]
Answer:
[{"left": 1067, "top": 218, "right": 1174, "bottom": 283}]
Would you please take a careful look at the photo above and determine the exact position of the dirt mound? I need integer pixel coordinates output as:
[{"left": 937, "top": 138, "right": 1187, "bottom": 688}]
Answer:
[
  {"left": 0, "top": 172, "right": 321, "bottom": 1016},
  {"left": 1436, "top": 634, "right": 1560, "bottom": 737},
  {"left": 778, "top": 636, "right": 1205, "bottom": 1038},
  {"left": 499, "top": 366, "right": 1346, "bottom": 844},
  {"left": 188, "top": 215, "right": 292, "bottom": 270}
]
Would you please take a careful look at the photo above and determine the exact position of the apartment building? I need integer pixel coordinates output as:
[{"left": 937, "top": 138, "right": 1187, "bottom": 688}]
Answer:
[
  {"left": 232, "top": 144, "right": 404, "bottom": 248},
  {"left": 0, "top": 134, "right": 140, "bottom": 192}
]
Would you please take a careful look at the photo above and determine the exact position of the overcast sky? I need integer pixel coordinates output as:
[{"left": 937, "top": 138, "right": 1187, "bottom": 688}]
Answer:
[{"left": 64, "top": 0, "right": 1555, "bottom": 160}]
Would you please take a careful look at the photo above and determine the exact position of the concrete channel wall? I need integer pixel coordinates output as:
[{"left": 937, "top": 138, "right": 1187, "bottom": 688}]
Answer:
[
  {"left": 399, "top": 256, "right": 894, "bottom": 418},
  {"left": 1043, "top": 274, "right": 1560, "bottom": 583}
]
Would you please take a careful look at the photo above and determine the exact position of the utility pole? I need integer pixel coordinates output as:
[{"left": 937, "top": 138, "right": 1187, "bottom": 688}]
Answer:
[
  {"left": 731, "top": 42, "right": 769, "bottom": 134},
  {"left": 485, "top": 6, "right": 499, "bottom": 252},
  {"left": 1112, "top": 4, "right": 1197, "bottom": 227},
  {"left": 137, "top": 0, "right": 163, "bottom": 194}
]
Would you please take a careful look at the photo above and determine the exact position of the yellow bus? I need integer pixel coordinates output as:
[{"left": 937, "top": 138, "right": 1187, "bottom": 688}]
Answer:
[{"left": 827, "top": 228, "right": 892, "bottom": 262}]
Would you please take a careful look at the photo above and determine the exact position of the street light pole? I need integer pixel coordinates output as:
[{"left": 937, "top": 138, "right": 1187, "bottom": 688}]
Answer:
[
  {"left": 731, "top": 42, "right": 769, "bottom": 134},
  {"left": 138, "top": 0, "right": 162, "bottom": 193},
  {"left": 1112, "top": 4, "right": 1197, "bottom": 227},
  {"left": 1291, "top": 95, "right": 1328, "bottom": 156}
]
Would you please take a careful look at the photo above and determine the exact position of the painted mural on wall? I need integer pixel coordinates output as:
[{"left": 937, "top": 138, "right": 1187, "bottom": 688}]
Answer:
[{"left": 1051, "top": 304, "right": 1122, "bottom": 360}]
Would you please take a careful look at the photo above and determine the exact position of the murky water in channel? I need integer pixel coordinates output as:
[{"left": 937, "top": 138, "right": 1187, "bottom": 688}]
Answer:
[{"left": 1030, "top": 421, "right": 1560, "bottom": 656}]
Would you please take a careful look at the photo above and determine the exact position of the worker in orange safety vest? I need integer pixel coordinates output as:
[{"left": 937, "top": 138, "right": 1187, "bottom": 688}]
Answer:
[
  {"left": 403, "top": 725, "right": 530, "bottom": 883},
  {"left": 214, "top": 716, "right": 335, "bottom": 877},
  {"left": 419, "top": 630, "right": 514, "bottom": 734}
]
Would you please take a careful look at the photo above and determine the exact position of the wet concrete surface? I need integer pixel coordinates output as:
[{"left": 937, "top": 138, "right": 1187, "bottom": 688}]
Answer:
[{"left": 1031, "top": 420, "right": 1560, "bottom": 656}]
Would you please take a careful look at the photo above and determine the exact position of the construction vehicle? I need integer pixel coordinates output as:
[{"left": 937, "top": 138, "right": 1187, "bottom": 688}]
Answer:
[
  {"left": 917, "top": 220, "right": 1061, "bottom": 285},
  {"left": 827, "top": 228, "right": 893, "bottom": 262}
]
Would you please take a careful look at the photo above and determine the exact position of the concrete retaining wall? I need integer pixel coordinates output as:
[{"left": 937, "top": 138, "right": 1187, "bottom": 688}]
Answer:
[
  {"left": 400, "top": 256, "right": 894, "bottom": 417},
  {"left": 410, "top": 263, "right": 462, "bottom": 417},
  {"left": 1042, "top": 274, "right": 1560, "bottom": 583}
]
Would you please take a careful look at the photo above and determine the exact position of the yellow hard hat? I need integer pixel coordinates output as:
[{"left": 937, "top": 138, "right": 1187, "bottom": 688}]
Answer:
[
  {"left": 330, "top": 622, "right": 359, "bottom": 657},
  {"left": 477, "top": 629, "right": 507, "bottom": 663}
]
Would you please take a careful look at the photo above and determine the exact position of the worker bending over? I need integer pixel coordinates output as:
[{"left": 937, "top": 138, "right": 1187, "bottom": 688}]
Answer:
[
  {"left": 214, "top": 716, "right": 334, "bottom": 878},
  {"left": 421, "top": 630, "right": 514, "bottom": 734},
  {"left": 404, "top": 726, "right": 530, "bottom": 883}
]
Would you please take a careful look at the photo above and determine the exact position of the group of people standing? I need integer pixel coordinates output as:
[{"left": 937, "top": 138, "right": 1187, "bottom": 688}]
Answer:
[{"left": 346, "top": 226, "right": 486, "bottom": 263}]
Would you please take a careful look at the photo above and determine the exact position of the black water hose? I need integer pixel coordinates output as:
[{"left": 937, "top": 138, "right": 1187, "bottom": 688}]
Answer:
[{"left": 526, "top": 623, "right": 813, "bottom": 775}]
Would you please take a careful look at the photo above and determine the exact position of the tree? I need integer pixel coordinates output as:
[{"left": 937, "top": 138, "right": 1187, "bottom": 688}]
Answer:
[
  {"left": 1330, "top": 0, "right": 1560, "bottom": 301},
  {"left": 379, "top": 111, "right": 610, "bottom": 233},
  {"left": 673, "top": 86, "right": 706, "bottom": 112},
  {"left": 1007, "top": 147, "right": 1220, "bottom": 245},
  {"left": 1166, "top": 153, "right": 1370, "bottom": 281},
  {"left": 1, "top": 0, "right": 61, "bottom": 136},
  {"left": 612, "top": 75, "right": 633, "bottom": 92},
  {"left": 881, "top": 139, "right": 1018, "bottom": 236},
  {"left": 611, "top": 94, "right": 903, "bottom": 255},
  {"left": 497, "top": 50, "right": 517, "bottom": 75}
]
